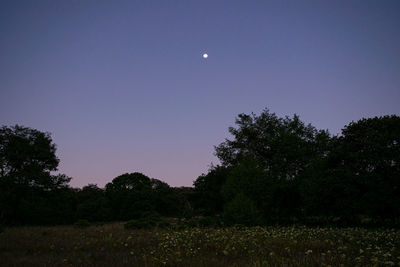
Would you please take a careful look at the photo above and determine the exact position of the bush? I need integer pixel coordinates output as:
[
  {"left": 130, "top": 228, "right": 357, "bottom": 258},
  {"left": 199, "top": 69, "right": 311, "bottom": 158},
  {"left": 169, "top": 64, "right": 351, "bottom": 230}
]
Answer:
[
  {"left": 198, "top": 216, "right": 219, "bottom": 227},
  {"left": 140, "top": 211, "right": 160, "bottom": 221},
  {"left": 73, "top": 219, "right": 91, "bottom": 228},
  {"left": 174, "top": 216, "right": 220, "bottom": 229},
  {"left": 223, "top": 193, "right": 261, "bottom": 226},
  {"left": 184, "top": 218, "right": 199, "bottom": 228},
  {"left": 124, "top": 218, "right": 157, "bottom": 229},
  {"left": 156, "top": 221, "right": 171, "bottom": 229}
]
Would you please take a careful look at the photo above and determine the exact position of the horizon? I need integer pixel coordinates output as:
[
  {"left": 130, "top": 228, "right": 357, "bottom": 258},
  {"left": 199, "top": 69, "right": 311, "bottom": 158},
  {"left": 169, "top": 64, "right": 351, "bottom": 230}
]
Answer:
[{"left": 1, "top": 0, "right": 399, "bottom": 188}]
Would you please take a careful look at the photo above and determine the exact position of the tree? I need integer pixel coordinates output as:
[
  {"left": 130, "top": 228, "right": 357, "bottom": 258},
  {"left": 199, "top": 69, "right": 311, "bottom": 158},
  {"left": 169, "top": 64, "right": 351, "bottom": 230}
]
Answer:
[
  {"left": 76, "top": 184, "right": 111, "bottom": 222},
  {"left": 340, "top": 116, "right": 400, "bottom": 219},
  {"left": 170, "top": 186, "right": 196, "bottom": 218},
  {"left": 215, "top": 109, "right": 329, "bottom": 180},
  {"left": 193, "top": 165, "right": 230, "bottom": 215},
  {"left": 215, "top": 109, "right": 330, "bottom": 222},
  {"left": 0, "top": 125, "right": 67, "bottom": 188},
  {"left": 0, "top": 125, "right": 71, "bottom": 225},
  {"left": 222, "top": 193, "right": 261, "bottom": 226},
  {"left": 105, "top": 172, "right": 155, "bottom": 220},
  {"left": 150, "top": 178, "right": 177, "bottom": 217},
  {"left": 301, "top": 115, "right": 400, "bottom": 224}
]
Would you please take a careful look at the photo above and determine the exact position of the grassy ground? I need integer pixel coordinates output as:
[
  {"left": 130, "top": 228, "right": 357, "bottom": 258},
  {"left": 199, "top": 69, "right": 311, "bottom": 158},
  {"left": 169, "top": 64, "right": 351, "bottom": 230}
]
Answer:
[{"left": 0, "top": 223, "right": 399, "bottom": 266}]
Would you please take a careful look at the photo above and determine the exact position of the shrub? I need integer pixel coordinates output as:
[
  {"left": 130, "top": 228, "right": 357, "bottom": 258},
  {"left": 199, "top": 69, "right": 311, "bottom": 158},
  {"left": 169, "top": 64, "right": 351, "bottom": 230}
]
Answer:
[
  {"left": 140, "top": 211, "right": 160, "bottom": 221},
  {"left": 184, "top": 218, "right": 199, "bottom": 228},
  {"left": 198, "top": 216, "right": 219, "bottom": 227},
  {"left": 73, "top": 219, "right": 91, "bottom": 228},
  {"left": 222, "top": 193, "right": 261, "bottom": 226},
  {"left": 124, "top": 218, "right": 157, "bottom": 229},
  {"left": 156, "top": 221, "right": 171, "bottom": 229}
]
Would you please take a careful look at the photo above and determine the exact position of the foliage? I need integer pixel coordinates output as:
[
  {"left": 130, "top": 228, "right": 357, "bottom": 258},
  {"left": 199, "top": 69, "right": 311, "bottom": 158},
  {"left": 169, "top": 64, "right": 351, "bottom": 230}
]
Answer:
[
  {"left": 338, "top": 115, "right": 400, "bottom": 218},
  {"left": 215, "top": 109, "right": 329, "bottom": 177},
  {"left": 0, "top": 125, "right": 73, "bottom": 225},
  {"left": 156, "top": 220, "right": 171, "bottom": 229},
  {"left": 73, "top": 219, "right": 91, "bottom": 228},
  {"left": 0, "top": 125, "right": 59, "bottom": 185},
  {"left": 1, "top": 111, "right": 399, "bottom": 227},
  {"left": 150, "top": 178, "right": 180, "bottom": 217},
  {"left": 302, "top": 115, "right": 400, "bottom": 221},
  {"left": 197, "top": 216, "right": 220, "bottom": 227},
  {"left": 76, "top": 184, "right": 112, "bottom": 222},
  {"left": 193, "top": 165, "right": 230, "bottom": 215},
  {"left": 171, "top": 186, "right": 196, "bottom": 218},
  {"left": 222, "top": 193, "right": 261, "bottom": 226},
  {"left": 215, "top": 109, "right": 329, "bottom": 222},
  {"left": 105, "top": 172, "right": 155, "bottom": 220},
  {"left": 124, "top": 218, "right": 158, "bottom": 229}
]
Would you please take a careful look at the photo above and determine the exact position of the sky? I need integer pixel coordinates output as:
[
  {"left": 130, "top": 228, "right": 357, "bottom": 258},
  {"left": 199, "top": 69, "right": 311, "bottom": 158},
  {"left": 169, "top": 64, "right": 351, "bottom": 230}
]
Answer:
[{"left": 1, "top": 0, "right": 399, "bottom": 188}]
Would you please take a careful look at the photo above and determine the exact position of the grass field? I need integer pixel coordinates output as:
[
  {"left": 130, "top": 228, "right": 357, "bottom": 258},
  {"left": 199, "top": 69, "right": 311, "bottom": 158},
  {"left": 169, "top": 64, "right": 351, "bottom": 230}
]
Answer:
[{"left": 1, "top": 223, "right": 399, "bottom": 266}]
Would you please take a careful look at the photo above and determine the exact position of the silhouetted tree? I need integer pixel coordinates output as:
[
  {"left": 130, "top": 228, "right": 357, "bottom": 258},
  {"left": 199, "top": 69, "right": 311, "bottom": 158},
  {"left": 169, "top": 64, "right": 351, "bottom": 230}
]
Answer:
[
  {"left": 193, "top": 165, "right": 230, "bottom": 215},
  {"left": 172, "top": 186, "right": 195, "bottom": 218},
  {"left": 341, "top": 115, "right": 400, "bottom": 219},
  {"left": 2, "top": 112, "right": 398, "bottom": 227},
  {"left": 302, "top": 115, "right": 400, "bottom": 223},
  {"left": 215, "top": 109, "right": 330, "bottom": 222},
  {"left": 76, "top": 184, "right": 111, "bottom": 222},
  {"left": 0, "top": 125, "right": 72, "bottom": 225},
  {"left": 150, "top": 178, "right": 179, "bottom": 216},
  {"left": 0, "top": 125, "right": 65, "bottom": 187},
  {"left": 222, "top": 192, "right": 261, "bottom": 226},
  {"left": 105, "top": 172, "right": 155, "bottom": 220},
  {"left": 215, "top": 109, "right": 329, "bottom": 177}
]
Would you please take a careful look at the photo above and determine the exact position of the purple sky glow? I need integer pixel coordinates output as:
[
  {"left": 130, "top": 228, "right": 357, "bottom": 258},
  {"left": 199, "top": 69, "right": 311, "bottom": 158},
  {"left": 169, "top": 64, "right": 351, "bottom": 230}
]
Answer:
[{"left": 1, "top": 0, "right": 399, "bottom": 188}]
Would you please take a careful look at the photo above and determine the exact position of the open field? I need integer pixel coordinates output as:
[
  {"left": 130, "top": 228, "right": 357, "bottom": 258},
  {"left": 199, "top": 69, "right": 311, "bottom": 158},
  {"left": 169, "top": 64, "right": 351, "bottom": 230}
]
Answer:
[{"left": 1, "top": 223, "right": 399, "bottom": 266}]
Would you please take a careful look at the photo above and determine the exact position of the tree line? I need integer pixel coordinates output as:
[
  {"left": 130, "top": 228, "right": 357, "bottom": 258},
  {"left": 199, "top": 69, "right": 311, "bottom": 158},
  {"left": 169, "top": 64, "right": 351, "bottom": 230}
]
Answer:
[{"left": 1, "top": 108, "right": 399, "bottom": 227}]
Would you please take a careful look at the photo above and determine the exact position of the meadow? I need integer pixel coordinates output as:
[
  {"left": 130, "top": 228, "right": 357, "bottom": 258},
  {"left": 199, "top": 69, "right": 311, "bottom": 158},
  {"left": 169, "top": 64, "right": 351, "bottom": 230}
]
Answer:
[{"left": 1, "top": 222, "right": 399, "bottom": 266}]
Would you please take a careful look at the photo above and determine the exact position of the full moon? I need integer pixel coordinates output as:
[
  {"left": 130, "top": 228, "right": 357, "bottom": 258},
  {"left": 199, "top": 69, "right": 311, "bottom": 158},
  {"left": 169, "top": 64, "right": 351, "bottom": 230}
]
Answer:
[{"left": 202, "top": 53, "right": 208, "bottom": 59}]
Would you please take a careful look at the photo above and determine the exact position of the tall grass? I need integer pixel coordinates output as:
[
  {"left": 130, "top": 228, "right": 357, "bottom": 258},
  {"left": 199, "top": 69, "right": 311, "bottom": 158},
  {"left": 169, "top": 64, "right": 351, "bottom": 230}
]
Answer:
[{"left": 0, "top": 223, "right": 399, "bottom": 266}]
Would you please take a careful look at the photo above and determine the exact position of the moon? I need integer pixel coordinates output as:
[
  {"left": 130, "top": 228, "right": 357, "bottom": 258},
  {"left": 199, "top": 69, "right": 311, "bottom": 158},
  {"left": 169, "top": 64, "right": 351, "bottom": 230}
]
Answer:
[{"left": 202, "top": 53, "right": 208, "bottom": 59}]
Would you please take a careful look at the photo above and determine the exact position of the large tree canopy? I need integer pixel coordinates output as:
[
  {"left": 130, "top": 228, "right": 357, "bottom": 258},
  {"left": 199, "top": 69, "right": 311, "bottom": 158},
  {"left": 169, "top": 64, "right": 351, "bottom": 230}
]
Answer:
[
  {"left": 193, "top": 165, "right": 230, "bottom": 215},
  {"left": 1, "top": 113, "right": 398, "bottom": 227},
  {"left": 0, "top": 125, "right": 72, "bottom": 225},
  {"left": 300, "top": 115, "right": 400, "bottom": 223},
  {"left": 341, "top": 116, "right": 400, "bottom": 218},
  {"left": 213, "top": 109, "right": 331, "bottom": 224},
  {"left": 215, "top": 109, "right": 330, "bottom": 180},
  {"left": 105, "top": 172, "right": 155, "bottom": 220},
  {"left": 0, "top": 125, "right": 69, "bottom": 189}
]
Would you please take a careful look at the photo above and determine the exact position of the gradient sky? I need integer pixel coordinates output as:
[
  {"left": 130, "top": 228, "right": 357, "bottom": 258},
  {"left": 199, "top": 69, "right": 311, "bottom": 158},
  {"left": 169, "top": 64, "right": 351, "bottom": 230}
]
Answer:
[{"left": 1, "top": 0, "right": 399, "bottom": 188}]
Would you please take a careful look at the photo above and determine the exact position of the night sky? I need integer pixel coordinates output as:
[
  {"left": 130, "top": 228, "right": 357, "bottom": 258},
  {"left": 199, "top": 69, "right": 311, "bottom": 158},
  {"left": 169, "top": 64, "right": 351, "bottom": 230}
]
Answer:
[{"left": 1, "top": 0, "right": 399, "bottom": 188}]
